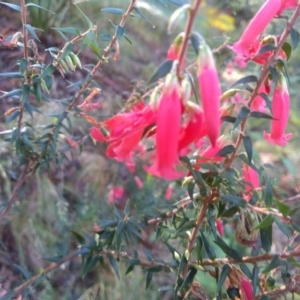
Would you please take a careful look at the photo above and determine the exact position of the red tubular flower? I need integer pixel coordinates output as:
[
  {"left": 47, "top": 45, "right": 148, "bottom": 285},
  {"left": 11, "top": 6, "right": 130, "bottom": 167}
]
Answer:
[
  {"left": 90, "top": 103, "right": 156, "bottom": 162},
  {"left": 230, "top": 0, "right": 281, "bottom": 58},
  {"left": 178, "top": 104, "right": 205, "bottom": 154},
  {"left": 276, "top": 0, "right": 298, "bottom": 15},
  {"left": 198, "top": 43, "right": 221, "bottom": 147},
  {"left": 216, "top": 219, "right": 224, "bottom": 236},
  {"left": 167, "top": 33, "right": 184, "bottom": 60},
  {"left": 145, "top": 74, "right": 184, "bottom": 180},
  {"left": 194, "top": 136, "right": 226, "bottom": 170},
  {"left": 263, "top": 73, "right": 292, "bottom": 146},
  {"left": 240, "top": 278, "right": 254, "bottom": 300},
  {"left": 243, "top": 164, "right": 260, "bottom": 202}
]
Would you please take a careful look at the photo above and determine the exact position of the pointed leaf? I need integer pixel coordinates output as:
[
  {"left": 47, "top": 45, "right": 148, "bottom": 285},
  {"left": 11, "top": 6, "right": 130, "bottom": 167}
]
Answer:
[
  {"left": 25, "top": 24, "right": 41, "bottom": 42},
  {"left": 26, "top": 3, "right": 54, "bottom": 13},
  {"left": 252, "top": 214, "right": 274, "bottom": 230},
  {"left": 101, "top": 7, "right": 124, "bottom": 14},
  {"left": 260, "top": 223, "right": 272, "bottom": 253},
  {"left": 234, "top": 106, "right": 250, "bottom": 130},
  {"left": 240, "top": 264, "right": 252, "bottom": 279},
  {"left": 243, "top": 136, "right": 252, "bottom": 164},
  {"left": 108, "top": 255, "right": 120, "bottom": 279},
  {"left": 262, "top": 255, "right": 283, "bottom": 273},
  {"left": 250, "top": 111, "right": 273, "bottom": 119},
  {"left": 290, "top": 27, "right": 300, "bottom": 49},
  {"left": 264, "top": 180, "right": 273, "bottom": 208},
  {"left": 0, "top": 2, "right": 21, "bottom": 11},
  {"left": 146, "top": 271, "right": 153, "bottom": 289},
  {"left": 217, "top": 264, "right": 230, "bottom": 295},
  {"left": 221, "top": 195, "right": 247, "bottom": 208},
  {"left": 215, "top": 145, "right": 235, "bottom": 157},
  {"left": 252, "top": 266, "right": 259, "bottom": 295},
  {"left": 200, "top": 231, "right": 216, "bottom": 260},
  {"left": 214, "top": 236, "right": 243, "bottom": 261},
  {"left": 231, "top": 75, "right": 258, "bottom": 87},
  {"left": 148, "top": 60, "right": 174, "bottom": 85}
]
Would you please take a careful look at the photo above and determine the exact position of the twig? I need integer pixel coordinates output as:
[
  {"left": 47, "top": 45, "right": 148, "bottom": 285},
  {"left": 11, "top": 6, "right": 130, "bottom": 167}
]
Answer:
[
  {"left": 176, "top": 0, "right": 202, "bottom": 77},
  {"left": 225, "top": 5, "right": 300, "bottom": 170},
  {"left": 0, "top": 168, "right": 29, "bottom": 224},
  {"left": 147, "top": 197, "right": 192, "bottom": 226},
  {"left": 193, "top": 248, "right": 300, "bottom": 266},
  {"left": 11, "top": 252, "right": 78, "bottom": 297}
]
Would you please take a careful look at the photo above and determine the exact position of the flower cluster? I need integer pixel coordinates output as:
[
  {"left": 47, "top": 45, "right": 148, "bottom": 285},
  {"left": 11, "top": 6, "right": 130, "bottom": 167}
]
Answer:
[{"left": 91, "top": 38, "right": 223, "bottom": 180}]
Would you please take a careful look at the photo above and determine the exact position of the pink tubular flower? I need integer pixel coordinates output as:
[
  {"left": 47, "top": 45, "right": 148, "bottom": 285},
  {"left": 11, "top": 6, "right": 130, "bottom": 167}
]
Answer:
[
  {"left": 240, "top": 278, "right": 253, "bottom": 300},
  {"left": 216, "top": 219, "right": 224, "bottom": 236},
  {"left": 276, "top": 0, "right": 298, "bottom": 15},
  {"left": 243, "top": 164, "right": 260, "bottom": 202},
  {"left": 167, "top": 33, "right": 184, "bottom": 60},
  {"left": 197, "top": 43, "right": 221, "bottom": 147},
  {"left": 194, "top": 136, "right": 226, "bottom": 170},
  {"left": 263, "top": 73, "right": 292, "bottom": 146},
  {"left": 145, "top": 74, "right": 184, "bottom": 180},
  {"left": 178, "top": 104, "right": 205, "bottom": 154},
  {"left": 90, "top": 103, "right": 156, "bottom": 163},
  {"left": 165, "top": 185, "right": 173, "bottom": 200},
  {"left": 134, "top": 176, "right": 144, "bottom": 189},
  {"left": 230, "top": 0, "right": 281, "bottom": 58},
  {"left": 251, "top": 83, "right": 269, "bottom": 113}
]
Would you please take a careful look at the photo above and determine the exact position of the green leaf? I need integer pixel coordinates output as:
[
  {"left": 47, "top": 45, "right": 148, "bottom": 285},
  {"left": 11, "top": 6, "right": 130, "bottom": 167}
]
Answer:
[
  {"left": 214, "top": 236, "right": 243, "bottom": 262},
  {"left": 142, "top": 246, "right": 154, "bottom": 261},
  {"left": 260, "top": 223, "right": 272, "bottom": 253},
  {"left": 221, "top": 116, "right": 236, "bottom": 123},
  {"left": 108, "top": 255, "right": 120, "bottom": 279},
  {"left": 19, "top": 58, "right": 28, "bottom": 74},
  {"left": 260, "top": 296, "right": 270, "bottom": 300},
  {"left": 60, "top": 43, "right": 74, "bottom": 60},
  {"left": 262, "top": 255, "right": 283, "bottom": 273},
  {"left": 290, "top": 27, "right": 300, "bottom": 49},
  {"left": 14, "top": 264, "right": 32, "bottom": 279},
  {"left": 274, "top": 216, "right": 292, "bottom": 238},
  {"left": 240, "top": 264, "right": 252, "bottom": 279},
  {"left": 252, "top": 214, "right": 274, "bottom": 230},
  {"left": 25, "top": 24, "right": 42, "bottom": 42},
  {"left": 269, "top": 66, "right": 278, "bottom": 86},
  {"left": 264, "top": 180, "right": 273, "bottom": 208},
  {"left": 52, "top": 27, "right": 80, "bottom": 35},
  {"left": 221, "top": 195, "right": 247, "bottom": 208},
  {"left": 125, "top": 264, "right": 134, "bottom": 275},
  {"left": 101, "top": 7, "right": 124, "bottom": 14},
  {"left": 146, "top": 271, "right": 153, "bottom": 289},
  {"left": 0, "top": 2, "right": 21, "bottom": 11},
  {"left": 5, "top": 110, "right": 20, "bottom": 124},
  {"left": 26, "top": 2, "right": 54, "bottom": 13},
  {"left": 259, "top": 92, "right": 272, "bottom": 113},
  {"left": 40, "top": 64, "right": 56, "bottom": 79},
  {"left": 215, "top": 145, "right": 235, "bottom": 157},
  {"left": 75, "top": 4, "right": 93, "bottom": 28},
  {"left": 145, "top": 265, "right": 163, "bottom": 273},
  {"left": 0, "top": 89, "right": 22, "bottom": 99},
  {"left": 220, "top": 206, "right": 239, "bottom": 218},
  {"left": 257, "top": 43, "right": 276, "bottom": 55},
  {"left": 252, "top": 266, "right": 259, "bottom": 295},
  {"left": 282, "top": 42, "right": 292, "bottom": 60},
  {"left": 234, "top": 106, "right": 250, "bottom": 130},
  {"left": 83, "top": 255, "right": 99, "bottom": 277},
  {"left": 180, "top": 267, "right": 197, "bottom": 290},
  {"left": 216, "top": 264, "right": 230, "bottom": 295},
  {"left": 116, "top": 25, "right": 125, "bottom": 40},
  {"left": 133, "top": 6, "right": 154, "bottom": 27},
  {"left": 231, "top": 75, "right": 258, "bottom": 87},
  {"left": 114, "top": 220, "right": 125, "bottom": 240},
  {"left": 21, "top": 84, "right": 30, "bottom": 106},
  {"left": 148, "top": 60, "right": 174, "bottom": 85},
  {"left": 187, "top": 181, "right": 195, "bottom": 201},
  {"left": 71, "top": 230, "right": 85, "bottom": 244},
  {"left": 250, "top": 111, "right": 273, "bottom": 119},
  {"left": 200, "top": 231, "right": 216, "bottom": 260},
  {"left": 243, "top": 136, "right": 252, "bottom": 164},
  {"left": 99, "top": 33, "right": 111, "bottom": 41},
  {"left": 0, "top": 72, "right": 23, "bottom": 78},
  {"left": 274, "top": 199, "right": 290, "bottom": 217}
]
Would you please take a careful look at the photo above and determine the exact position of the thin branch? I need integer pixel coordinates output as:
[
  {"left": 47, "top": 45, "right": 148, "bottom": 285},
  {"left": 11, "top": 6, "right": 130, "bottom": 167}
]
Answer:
[
  {"left": 0, "top": 168, "right": 29, "bottom": 224},
  {"left": 176, "top": 0, "right": 202, "bottom": 77},
  {"left": 193, "top": 248, "right": 300, "bottom": 266},
  {"left": 225, "top": 5, "right": 300, "bottom": 170}
]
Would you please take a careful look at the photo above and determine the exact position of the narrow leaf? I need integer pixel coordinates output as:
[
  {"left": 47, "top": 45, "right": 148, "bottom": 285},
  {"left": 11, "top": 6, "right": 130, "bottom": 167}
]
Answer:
[
  {"left": 217, "top": 264, "right": 230, "bottom": 294},
  {"left": 243, "top": 135, "right": 252, "bottom": 164},
  {"left": 148, "top": 60, "right": 173, "bottom": 85},
  {"left": 234, "top": 106, "right": 250, "bottom": 130},
  {"left": 200, "top": 231, "right": 216, "bottom": 260},
  {"left": 231, "top": 75, "right": 258, "bottom": 87},
  {"left": 290, "top": 27, "right": 300, "bottom": 49},
  {"left": 260, "top": 223, "right": 272, "bottom": 253},
  {"left": 215, "top": 145, "right": 235, "bottom": 157},
  {"left": 0, "top": 2, "right": 21, "bottom": 11},
  {"left": 214, "top": 236, "right": 243, "bottom": 261},
  {"left": 221, "top": 195, "right": 247, "bottom": 208},
  {"left": 101, "top": 7, "right": 124, "bottom": 14},
  {"left": 252, "top": 214, "right": 274, "bottom": 230},
  {"left": 108, "top": 255, "right": 120, "bottom": 279}
]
